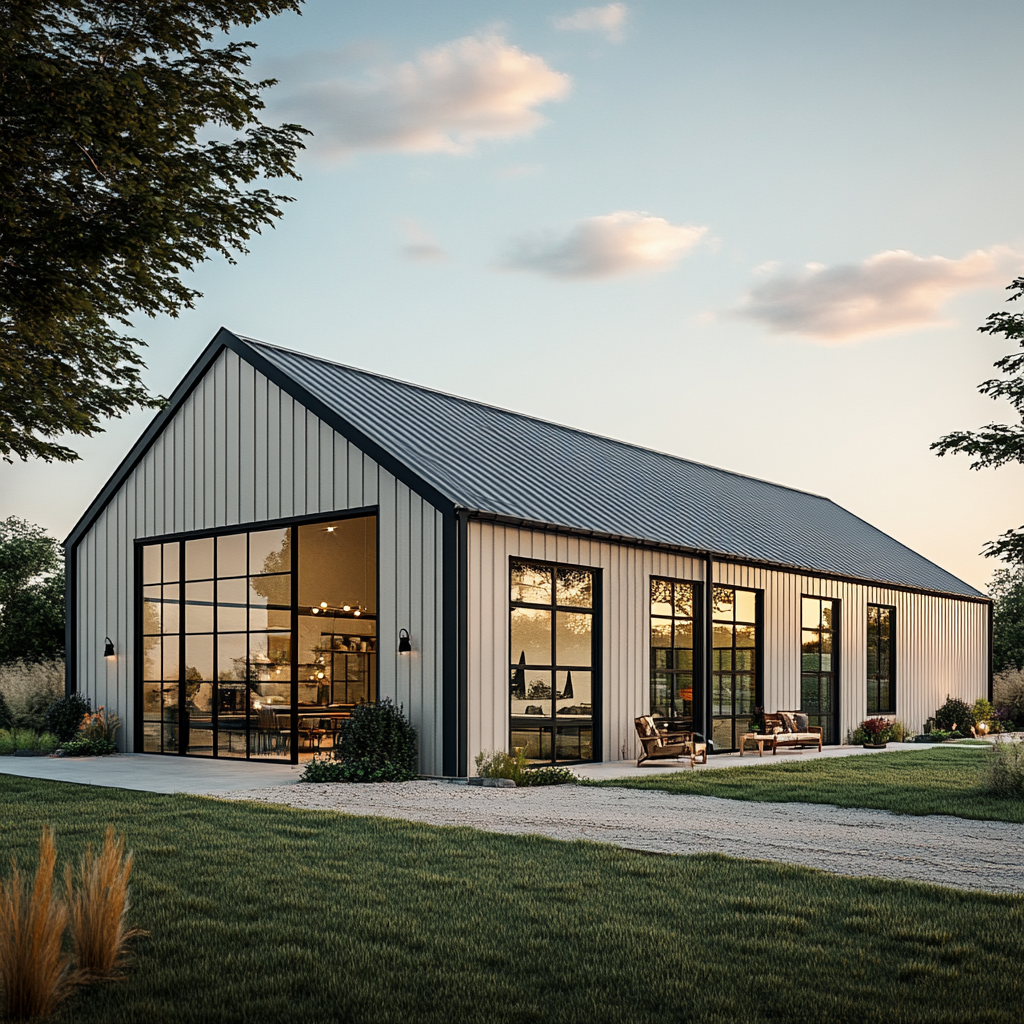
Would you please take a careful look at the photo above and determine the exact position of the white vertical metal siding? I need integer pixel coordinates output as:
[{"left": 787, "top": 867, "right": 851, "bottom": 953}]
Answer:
[
  {"left": 74, "top": 347, "right": 446, "bottom": 775},
  {"left": 467, "top": 522, "right": 988, "bottom": 769}
]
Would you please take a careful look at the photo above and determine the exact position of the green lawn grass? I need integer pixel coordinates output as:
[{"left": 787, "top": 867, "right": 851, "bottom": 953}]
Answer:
[
  {"left": 592, "top": 748, "right": 1024, "bottom": 822},
  {"left": 1, "top": 776, "right": 1021, "bottom": 1023}
]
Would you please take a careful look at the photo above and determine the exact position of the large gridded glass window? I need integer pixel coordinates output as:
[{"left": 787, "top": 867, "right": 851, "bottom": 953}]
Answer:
[
  {"left": 650, "top": 579, "right": 696, "bottom": 724},
  {"left": 140, "top": 515, "right": 376, "bottom": 762},
  {"left": 711, "top": 587, "right": 758, "bottom": 752},
  {"left": 509, "top": 559, "right": 596, "bottom": 764},
  {"left": 801, "top": 596, "right": 839, "bottom": 745},
  {"left": 867, "top": 605, "right": 895, "bottom": 714}
]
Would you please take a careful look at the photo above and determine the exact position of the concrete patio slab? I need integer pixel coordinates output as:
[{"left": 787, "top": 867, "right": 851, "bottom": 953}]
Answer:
[{"left": 0, "top": 753, "right": 303, "bottom": 794}]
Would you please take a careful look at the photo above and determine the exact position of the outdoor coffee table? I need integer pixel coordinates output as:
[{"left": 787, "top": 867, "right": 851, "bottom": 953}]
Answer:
[{"left": 739, "top": 732, "right": 775, "bottom": 756}]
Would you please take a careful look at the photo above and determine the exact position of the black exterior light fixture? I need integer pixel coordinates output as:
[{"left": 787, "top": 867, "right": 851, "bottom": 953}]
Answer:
[
  {"left": 103, "top": 637, "right": 116, "bottom": 658},
  {"left": 398, "top": 629, "right": 412, "bottom": 654}
]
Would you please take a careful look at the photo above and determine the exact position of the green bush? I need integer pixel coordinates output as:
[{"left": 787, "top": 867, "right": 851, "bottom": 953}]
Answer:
[
  {"left": 38, "top": 731, "right": 59, "bottom": 753},
  {"left": 521, "top": 765, "right": 579, "bottom": 786},
  {"left": 298, "top": 756, "right": 347, "bottom": 783},
  {"left": 972, "top": 698, "right": 994, "bottom": 726},
  {"left": 0, "top": 729, "right": 14, "bottom": 754},
  {"left": 934, "top": 696, "right": 975, "bottom": 732},
  {"left": 0, "top": 691, "right": 12, "bottom": 731},
  {"left": 328, "top": 699, "right": 418, "bottom": 783},
  {"left": 45, "top": 692, "right": 91, "bottom": 742},
  {"left": 986, "top": 739, "right": 1024, "bottom": 797},
  {"left": 13, "top": 727, "right": 39, "bottom": 750},
  {"left": 887, "top": 719, "right": 913, "bottom": 742},
  {"left": 476, "top": 748, "right": 528, "bottom": 783},
  {"left": 60, "top": 737, "right": 118, "bottom": 757}
]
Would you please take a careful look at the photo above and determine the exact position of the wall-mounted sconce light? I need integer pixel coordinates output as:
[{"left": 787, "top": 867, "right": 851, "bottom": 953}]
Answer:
[
  {"left": 103, "top": 637, "right": 116, "bottom": 658},
  {"left": 398, "top": 629, "right": 412, "bottom": 654}
]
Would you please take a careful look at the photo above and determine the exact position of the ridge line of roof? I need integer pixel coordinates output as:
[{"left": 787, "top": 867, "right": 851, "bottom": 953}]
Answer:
[{"left": 237, "top": 334, "right": 836, "bottom": 505}]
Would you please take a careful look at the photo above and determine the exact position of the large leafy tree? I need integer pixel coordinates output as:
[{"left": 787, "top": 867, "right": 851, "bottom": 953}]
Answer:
[
  {"left": 932, "top": 276, "right": 1024, "bottom": 565},
  {"left": 990, "top": 566, "right": 1024, "bottom": 672},
  {"left": 0, "top": 516, "right": 64, "bottom": 663},
  {"left": 0, "top": 0, "right": 308, "bottom": 463}
]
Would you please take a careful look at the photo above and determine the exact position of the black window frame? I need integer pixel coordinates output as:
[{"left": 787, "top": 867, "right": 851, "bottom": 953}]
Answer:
[
  {"left": 649, "top": 576, "right": 702, "bottom": 725},
  {"left": 866, "top": 603, "right": 896, "bottom": 715},
  {"left": 508, "top": 556, "right": 602, "bottom": 765},
  {"left": 800, "top": 595, "right": 840, "bottom": 745},
  {"left": 710, "top": 584, "right": 762, "bottom": 753},
  {"left": 134, "top": 507, "right": 380, "bottom": 764}
]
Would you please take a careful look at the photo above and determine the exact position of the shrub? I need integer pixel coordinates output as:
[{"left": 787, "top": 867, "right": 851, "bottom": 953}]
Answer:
[
  {"left": 476, "top": 748, "right": 528, "bottom": 784},
  {"left": 972, "top": 698, "right": 994, "bottom": 726},
  {"left": 0, "top": 691, "right": 12, "bottom": 731},
  {"left": 298, "top": 756, "right": 347, "bottom": 783},
  {"left": 986, "top": 738, "right": 1024, "bottom": 797},
  {"left": 993, "top": 667, "right": 1024, "bottom": 728},
  {"left": 79, "top": 706, "right": 121, "bottom": 746},
  {"left": 887, "top": 719, "right": 913, "bottom": 742},
  {"left": 521, "top": 765, "right": 579, "bottom": 786},
  {"left": 60, "top": 738, "right": 118, "bottom": 757},
  {"left": 46, "top": 693, "right": 91, "bottom": 742},
  {"left": 13, "top": 727, "right": 39, "bottom": 751},
  {"left": 0, "top": 826, "right": 80, "bottom": 1021},
  {"left": 860, "top": 717, "right": 891, "bottom": 743},
  {"left": 0, "top": 659, "right": 64, "bottom": 730},
  {"left": 330, "top": 699, "right": 417, "bottom": 782},
  {"left": 934, "top": 696, "right": 975, "bottom": 732},
  {"left": 38, "top": 732, "right": 60, "bottom": 754},
  {"left": 65, "top": 827, "right": 145, "bottom": 980},
  {"left": 0, "top": 729, "right": 14, "bottom": 754}
]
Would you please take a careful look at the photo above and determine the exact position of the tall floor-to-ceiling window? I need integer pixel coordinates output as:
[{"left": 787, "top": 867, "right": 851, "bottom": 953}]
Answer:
[
  {"left": 711, "top": 586, "right": 759, "bottom": 751},
  {"left": 650, "top": 578, "right": 696, "bottom": 724},
  {"left": 509, "top": 559, "right": 597, "bottom": 763},
  {"left": 801, "top": 596, "right": 839, "bottom": 744},
  {"left": 139, "top": 514, "right": 376, "bottom": 761},
  {"left": 866, "top": 604, "right": 895, "bottom": 714}
]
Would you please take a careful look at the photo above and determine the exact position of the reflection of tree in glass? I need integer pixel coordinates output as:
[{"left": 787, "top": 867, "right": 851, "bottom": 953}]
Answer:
[
  {"left": 143, "top": 596, "right": 161, "bottom": 636},
  {"left": 511, "top": 652, "right": 526, "bottom": 698},
  {"left": 713, "top": 587, "right": 734, "bottom": 618},
  {"left": 249, "top": 532, "right": 291, "bottom": 602},
  {"left": 184, "top": 666, "right": 203, "bottom": 708},
  {"left": 556, "top": 567, "right": 592, "bottom": 608}
]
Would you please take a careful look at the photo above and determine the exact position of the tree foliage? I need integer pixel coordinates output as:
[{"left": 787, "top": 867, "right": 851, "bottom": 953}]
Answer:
[
  {"left": 932, "top": 277, "right": 1024, "bottom": 565},
  {"left": 991, "top": 566, "right": 1024, "bottom": 673},
  {"left": 0, "top": 0, "right": 308, "bottom": 463},
  {"left": 0, "top": 517, "right": 65, "bottom": 663}
]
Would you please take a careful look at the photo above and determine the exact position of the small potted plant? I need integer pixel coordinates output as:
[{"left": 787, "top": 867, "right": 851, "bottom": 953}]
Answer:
[{"left": 861, "top": 717, "right": 890, "bottom": 748}]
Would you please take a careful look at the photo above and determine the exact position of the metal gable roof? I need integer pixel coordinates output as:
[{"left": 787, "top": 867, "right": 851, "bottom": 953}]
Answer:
[{"left": 241, "top": 334, "right": 980, "bottom": 598}]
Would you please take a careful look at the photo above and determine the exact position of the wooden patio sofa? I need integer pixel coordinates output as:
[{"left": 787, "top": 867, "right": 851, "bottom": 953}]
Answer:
[
  {"left": 634, "top": 716, "right": 708, "bottom": 767},
  {"left": 764, "top": 711, "right": 822, "bottom": 753}
]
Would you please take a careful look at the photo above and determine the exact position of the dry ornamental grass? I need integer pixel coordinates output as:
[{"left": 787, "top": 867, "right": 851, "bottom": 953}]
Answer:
[
  {"left": 0, "top": 826, "right": 81, "bottom": 1021},
  {"left": 66, "top": 827, "right": 145, "bottom": 980}
]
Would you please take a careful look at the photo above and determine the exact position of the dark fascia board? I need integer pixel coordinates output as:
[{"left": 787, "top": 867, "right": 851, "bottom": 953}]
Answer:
[
  {"left": 64, "top": 328, "right": 456, "bottom": 552},
  {"left": 465, "top": 510, "right": 992, "bottom": 606}
]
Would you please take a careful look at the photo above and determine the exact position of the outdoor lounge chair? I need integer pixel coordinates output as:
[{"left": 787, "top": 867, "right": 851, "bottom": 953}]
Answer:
[{"left": 634, "top": 716, "right": 706, "bottom": 767}]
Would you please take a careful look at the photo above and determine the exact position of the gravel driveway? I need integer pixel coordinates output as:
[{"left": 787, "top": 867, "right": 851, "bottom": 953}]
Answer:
[{"left": 223, "top": 780, "right": 1023, "bottom": 894}]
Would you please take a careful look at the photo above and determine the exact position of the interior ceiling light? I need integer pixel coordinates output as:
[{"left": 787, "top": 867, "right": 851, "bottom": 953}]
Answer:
[
  {"left": 320, "top": 601, "right": 328, "bottom": 608},
  {"left": 311, "top": 607, "right": 319, "bottom": 615}
]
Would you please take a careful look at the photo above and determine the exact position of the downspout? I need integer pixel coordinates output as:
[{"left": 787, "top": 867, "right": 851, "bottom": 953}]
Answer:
[{"left": 703, "top": 552, "right": 714, "bottom": 749}]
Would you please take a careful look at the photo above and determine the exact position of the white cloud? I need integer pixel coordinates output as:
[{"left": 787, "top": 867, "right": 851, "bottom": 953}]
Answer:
[
  {"left": 553, "top": 4, "right": 629, "bottom": 42},
  {"left": 503, "top": 211, "right": 707, "bottom": 279},
  {"left": 737, "top": 246, "right": 1020, "bottom": 342},
  {"left": 398, "top": 220, "right": 446, "bottom": 263},
  {"left": 281, "top": 34, "right": 570, "bottom": 159}
]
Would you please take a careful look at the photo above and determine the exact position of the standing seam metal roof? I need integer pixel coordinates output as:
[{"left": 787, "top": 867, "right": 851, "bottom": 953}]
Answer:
[{"left": 242, "top": 336, "right": 982, "bottom": 599}]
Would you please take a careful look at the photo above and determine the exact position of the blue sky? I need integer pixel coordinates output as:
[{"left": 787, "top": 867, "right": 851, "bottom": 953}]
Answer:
[{"left": 3, "top": 0, "right": 1023, "bottom": 590}]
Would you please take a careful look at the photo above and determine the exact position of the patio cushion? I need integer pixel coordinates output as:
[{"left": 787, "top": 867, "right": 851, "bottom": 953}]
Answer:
[
  {"left": 779, "top": 712, "right": 797, "bottom": 732},
  {"left": 794, "top": 713, "right": 809, "bottom": 731}
]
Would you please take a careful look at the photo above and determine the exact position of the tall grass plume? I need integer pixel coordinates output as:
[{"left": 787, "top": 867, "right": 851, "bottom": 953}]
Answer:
[
  {"left": 0, "top": 826, "right": 80, "bottom": 1020},
  {"left": 66, "top": 827, "right": 144, "bottom": 979}
]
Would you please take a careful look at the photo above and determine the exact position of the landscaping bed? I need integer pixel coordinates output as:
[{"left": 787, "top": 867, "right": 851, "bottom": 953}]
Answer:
[
  {"left": 1, "top": 775, "right": 1022, "bottom": 1024},
  {"left": 591, "top": 748, "right": 1024, "bottom": 823}
]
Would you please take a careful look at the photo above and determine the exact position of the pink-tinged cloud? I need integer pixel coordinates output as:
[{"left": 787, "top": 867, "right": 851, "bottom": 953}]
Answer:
[
  {"left": 503, "top": 211, "right": 707, "bottom": 279},
  {"left": 738, "top": 247, "right": 1020, "bottom": 342},
  {"left": 553, "top": 4, "right": 629, "bottom": 42},
  {"left": 284, "top": 35, "right": 571, "bottom": 159}
]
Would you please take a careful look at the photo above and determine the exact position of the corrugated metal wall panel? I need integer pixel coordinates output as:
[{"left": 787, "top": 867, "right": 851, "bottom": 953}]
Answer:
[
  {"left": 467, "top": 522, "right": 986, "bottom": 768},
  {"left": 73, "top": 351, "right": 445, "bottom": 771}
]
